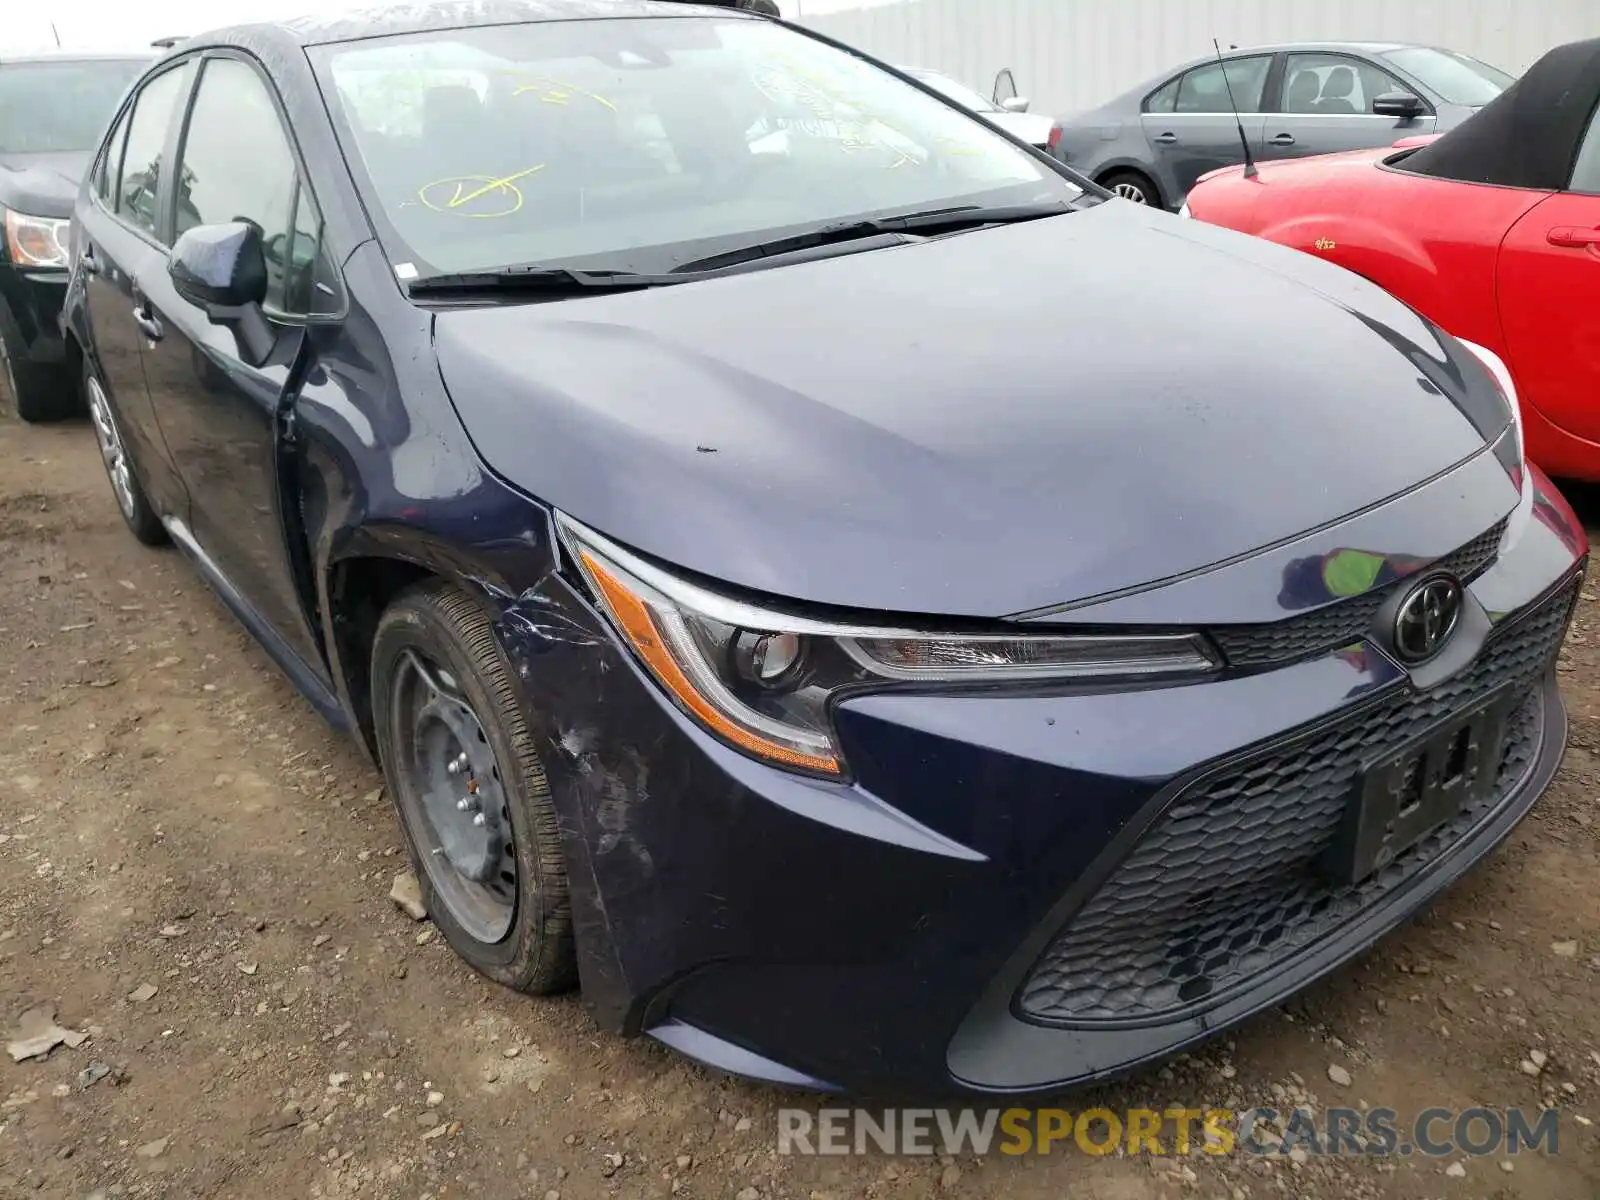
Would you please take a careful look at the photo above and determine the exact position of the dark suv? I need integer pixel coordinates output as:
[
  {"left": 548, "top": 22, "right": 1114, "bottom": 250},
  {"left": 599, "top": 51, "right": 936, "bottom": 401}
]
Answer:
[{"left": 0, "top": 52, "right": 149, "bottom": 419}]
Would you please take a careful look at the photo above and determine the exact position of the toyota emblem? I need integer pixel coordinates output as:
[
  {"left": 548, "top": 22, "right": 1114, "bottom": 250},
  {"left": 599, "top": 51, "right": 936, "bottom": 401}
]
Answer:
[{"left": 1393, "top": 576, "right": 1463, "bottom": 663}]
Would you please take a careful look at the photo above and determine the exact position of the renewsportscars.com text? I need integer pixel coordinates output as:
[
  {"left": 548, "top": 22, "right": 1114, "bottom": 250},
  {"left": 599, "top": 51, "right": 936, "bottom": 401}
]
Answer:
[{"left": 776, "top": 1106, "right": 1561, "bottom": 1158}]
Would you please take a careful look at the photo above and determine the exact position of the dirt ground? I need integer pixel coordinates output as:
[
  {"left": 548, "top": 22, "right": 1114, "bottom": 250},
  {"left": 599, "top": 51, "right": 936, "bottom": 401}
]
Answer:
[{"left": 3, "top": 398, "right": 1600, "bottom": 1200}]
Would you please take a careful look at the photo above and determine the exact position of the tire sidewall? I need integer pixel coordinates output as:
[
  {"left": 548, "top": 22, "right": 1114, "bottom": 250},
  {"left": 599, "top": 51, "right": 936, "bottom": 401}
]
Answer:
[
  {"left": 371, "top": 596, "right": 554, "bottom": 987},
  {"left": 82, "top": 357, "right": 164, "bottom": 543}
]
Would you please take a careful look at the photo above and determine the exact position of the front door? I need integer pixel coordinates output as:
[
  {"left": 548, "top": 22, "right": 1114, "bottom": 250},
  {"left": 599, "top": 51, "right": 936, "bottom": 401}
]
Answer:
[
  {"left": 133, "top": 53, "right": 331, "bottom": 680},
  {"left": 1141, "top": 54, "right": 1273, "bottom": 202},
  {"left": 1261, "top": 53, "right": 1435, "bottom": 163},
  {"left": 1499, "top": 189, "right": 1600, "bottom": 447}
]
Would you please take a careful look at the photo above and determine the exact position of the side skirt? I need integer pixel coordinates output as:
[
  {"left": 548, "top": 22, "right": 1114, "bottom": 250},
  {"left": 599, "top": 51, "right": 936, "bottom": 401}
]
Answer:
[{"left": 162, "top": 516, "right": 351, "bottom": 732}]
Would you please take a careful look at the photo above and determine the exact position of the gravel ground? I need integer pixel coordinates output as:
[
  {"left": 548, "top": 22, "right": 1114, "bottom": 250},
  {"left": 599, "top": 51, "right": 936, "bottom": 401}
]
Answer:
[{"left": 3, "top": 397, "right": 1600, "bottom": 1200}]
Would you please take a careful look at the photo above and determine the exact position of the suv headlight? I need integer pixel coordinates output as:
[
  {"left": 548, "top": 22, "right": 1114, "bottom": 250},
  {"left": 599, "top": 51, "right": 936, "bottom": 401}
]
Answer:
[
  {"left": 3, "top": 208, "right": 71, "bottom": 268},
  {"left": 557, "top": 515, "right": 1218, "bottom": 777}
]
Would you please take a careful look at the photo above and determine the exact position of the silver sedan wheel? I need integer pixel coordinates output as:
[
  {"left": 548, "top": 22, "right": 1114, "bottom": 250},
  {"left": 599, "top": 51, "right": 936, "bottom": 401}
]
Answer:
[
  {"left": 85, "top": 374, "right": 137, "bottom": 520},
  {"left": 1113, "top": 181, "right": 1150, "bottom": 204}
]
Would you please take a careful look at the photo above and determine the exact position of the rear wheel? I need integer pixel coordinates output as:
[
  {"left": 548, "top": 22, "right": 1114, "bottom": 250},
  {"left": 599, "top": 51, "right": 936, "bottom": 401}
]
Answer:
[
  {"left": 371, "top": 580, "right": 576, "bottom": 994},
  {"left": 1101, "top": 169, "right": 1162, "bottom": 208},
  {"left": 83, "top": 359, "right": 165, "bottom": 546}
]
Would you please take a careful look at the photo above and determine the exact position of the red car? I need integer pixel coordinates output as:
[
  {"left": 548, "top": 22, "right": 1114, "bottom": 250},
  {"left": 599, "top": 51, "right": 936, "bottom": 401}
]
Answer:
[{"left": 1185, "top": 37, "right": 1600, "bottom": 481}]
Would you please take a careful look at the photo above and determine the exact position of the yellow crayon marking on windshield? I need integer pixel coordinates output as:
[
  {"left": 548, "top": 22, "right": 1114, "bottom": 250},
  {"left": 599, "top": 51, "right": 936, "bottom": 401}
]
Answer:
[
  {"left": 417, "top": 165, "right": 546, "bottom": 218},
  {"left": 512, "top": 77, "right": 617, "bottom": 112}
]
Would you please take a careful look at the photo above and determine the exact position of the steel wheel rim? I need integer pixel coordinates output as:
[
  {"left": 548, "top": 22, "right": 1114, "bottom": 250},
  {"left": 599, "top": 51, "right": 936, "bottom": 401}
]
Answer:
[
  {"left": 392, "top": 648, "right": 517, "bottom": 944},
  {"left": 85, "top": 375, "right": 136, "bottom": 519},
  {"left": 1113, "top": 182, "right": 1149, "bottom": 204}
]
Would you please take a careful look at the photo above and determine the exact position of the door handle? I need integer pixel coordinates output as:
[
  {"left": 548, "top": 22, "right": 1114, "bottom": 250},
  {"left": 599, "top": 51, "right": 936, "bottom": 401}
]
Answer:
[
  {"left": 1268, "top": 133, "right": 1296, "bottom": 146},
  {"left": 132, "top": 304, "right": 163, "bottom": 342},
  {"left": 1153, "top": 131, "right": 1178, "bottom": 144},
  {"left": 81, "top": 248, "right": 100, "bottom": 276},
  {"left": 1547, "top": 226, "right": 1600, "bottom": 249}
]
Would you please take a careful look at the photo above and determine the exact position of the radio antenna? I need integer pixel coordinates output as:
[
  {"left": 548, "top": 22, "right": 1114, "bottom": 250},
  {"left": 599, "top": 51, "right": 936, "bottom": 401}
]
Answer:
[{"left": 1213, "top": 38, "right": 1258, "bottom": 179}]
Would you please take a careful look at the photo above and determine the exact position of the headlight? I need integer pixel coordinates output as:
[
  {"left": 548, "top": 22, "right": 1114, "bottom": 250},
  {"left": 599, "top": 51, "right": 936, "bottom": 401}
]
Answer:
[
  {"left": 1456, "top": 337, "right": 1524, "bottom": 471},
  {"left": 3, "top": 209, "right": 72, "bottom": 269},
  {"left": 556, "top": 515, "right": 1218, "bottom": 777}
]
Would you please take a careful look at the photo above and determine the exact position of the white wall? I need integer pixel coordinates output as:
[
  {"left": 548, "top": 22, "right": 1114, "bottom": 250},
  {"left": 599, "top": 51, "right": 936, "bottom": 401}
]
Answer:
[{"left": 798, "top": 0, "right": 1599, "bottom": 119}]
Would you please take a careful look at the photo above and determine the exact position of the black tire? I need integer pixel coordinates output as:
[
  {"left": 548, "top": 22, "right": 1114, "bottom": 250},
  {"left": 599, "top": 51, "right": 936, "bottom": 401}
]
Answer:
[
  {"left": 371, "top": 580, "right": 577, "bottom": 995},
  {"left": 1, "top": 328, "right": 79, "bottom": 423},
  {"left": 1101, "top": 169, "right": 1162, "bottom": 208},
  {"left": 82, "top": 357, "right": 166, "bottom": 546}
]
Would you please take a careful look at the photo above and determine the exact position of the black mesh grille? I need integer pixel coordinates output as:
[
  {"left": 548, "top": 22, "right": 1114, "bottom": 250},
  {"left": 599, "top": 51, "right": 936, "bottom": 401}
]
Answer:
[
  {"left": 1209, "top": 520, "right": 1508, "bottom": 669},
  {"left": 1017, "top": 579, "right": 1575, "bottom": 1027}
]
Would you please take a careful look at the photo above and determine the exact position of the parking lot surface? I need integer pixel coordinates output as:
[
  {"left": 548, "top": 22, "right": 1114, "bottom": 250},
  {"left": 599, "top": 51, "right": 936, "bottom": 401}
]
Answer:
[{"left": 3, "top": 403, "right": 1600, "bottom": 1199}]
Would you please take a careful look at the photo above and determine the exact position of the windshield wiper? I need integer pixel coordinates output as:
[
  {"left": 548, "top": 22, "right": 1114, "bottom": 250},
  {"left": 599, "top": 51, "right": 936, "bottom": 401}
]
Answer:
[
  {"left": 407, "top": 266, "right": 686, "bottom": 297},
  {"left": 670, "top": 201, "right": 1074, "bottom": 274},
  {"left": 407, "top": 201, "right": 1076, "bottom": 296}
]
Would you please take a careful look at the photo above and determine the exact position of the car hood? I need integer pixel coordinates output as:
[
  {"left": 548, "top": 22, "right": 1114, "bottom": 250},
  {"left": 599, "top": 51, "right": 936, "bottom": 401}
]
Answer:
[
  {"left": 434, "top": 200, "right": 1500, "bottom": 619},
  {"left": 0, "top": 150, "right": 92, "bottom": 219}
]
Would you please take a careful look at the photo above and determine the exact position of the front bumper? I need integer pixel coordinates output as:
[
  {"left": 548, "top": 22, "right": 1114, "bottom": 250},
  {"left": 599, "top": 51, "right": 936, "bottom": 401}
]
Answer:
[
  {"left": 0, "top": 262, "right": 69, "bottom": 365},
  {"left": 497, "top": 462, "right": 1585, "bottom": 1099}
]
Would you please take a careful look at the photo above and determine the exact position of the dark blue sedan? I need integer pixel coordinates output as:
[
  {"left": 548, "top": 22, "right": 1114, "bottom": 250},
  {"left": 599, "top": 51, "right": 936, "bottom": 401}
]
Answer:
[{"left": 59, "top": 0, "right": 1586, "bottom": 1098}]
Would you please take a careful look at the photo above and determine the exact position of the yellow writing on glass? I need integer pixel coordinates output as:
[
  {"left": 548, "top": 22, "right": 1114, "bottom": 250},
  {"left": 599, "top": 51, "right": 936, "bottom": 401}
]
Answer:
[
  {"left": 417, "top": 165, "right": 547, "bottom": 218},
  {"left": 511, "top": 76, "right": 618, "bottom": 113}
]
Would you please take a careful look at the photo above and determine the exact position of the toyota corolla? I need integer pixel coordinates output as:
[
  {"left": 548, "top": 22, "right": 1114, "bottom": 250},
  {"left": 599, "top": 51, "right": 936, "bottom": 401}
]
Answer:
[{"left": 58, "top": 0, "right": 1586, "bottom": 1097}]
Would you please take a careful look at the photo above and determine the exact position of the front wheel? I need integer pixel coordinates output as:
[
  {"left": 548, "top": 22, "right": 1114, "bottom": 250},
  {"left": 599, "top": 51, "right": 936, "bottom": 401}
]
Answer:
[
  {"left": 1100, "top": 170, "right": 1162, "bottom": 208},
  {"left": 371, "top": 580, "right": 577, "bottom": 994},
  {"left": 1, "top": 318, "right": 79, "bottom": 423}
]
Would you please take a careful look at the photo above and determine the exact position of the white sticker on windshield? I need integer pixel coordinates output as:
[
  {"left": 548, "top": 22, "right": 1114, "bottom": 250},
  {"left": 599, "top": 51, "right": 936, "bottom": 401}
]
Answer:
[{"left": 394, "top": 262, "right": 419, "bottom": 280}]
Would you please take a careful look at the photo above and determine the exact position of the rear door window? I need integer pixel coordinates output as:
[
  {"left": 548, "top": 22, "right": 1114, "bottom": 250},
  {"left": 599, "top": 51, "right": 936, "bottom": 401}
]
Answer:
[
  {"left": 1173, "top": 57, "right": 1271, "bottom": 114},
  {"left": 116, "top": 64, "right": 192, "bottom": 241},
  {"left": 1145, "top": 76, "right": 1179, "bottom": 114},
  {"left": 96, "top": 105, "right": 132, "bottom": 203}
]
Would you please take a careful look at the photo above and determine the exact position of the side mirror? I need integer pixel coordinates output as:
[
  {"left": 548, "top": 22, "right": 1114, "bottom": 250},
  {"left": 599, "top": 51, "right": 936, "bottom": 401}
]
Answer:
[
  {"left": 1000, "top": 96, "right": 1031, "bottom": 113},
  {"left": 168, "top": 221, "right": 274, "bottom": 365},
  {"left": 1372, "top": 91, "right": 1424, "bottom": 119}
]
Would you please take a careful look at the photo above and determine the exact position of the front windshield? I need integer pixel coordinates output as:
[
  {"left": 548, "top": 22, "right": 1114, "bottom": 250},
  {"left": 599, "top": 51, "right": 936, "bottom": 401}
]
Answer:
[
  {"left": 0, "top": 59, "right": 147, "bottom": 154},
  {"left": 314, "top": 15, "right": 1078, "bottom": 277},
  {"left": 909, "top": 70, "right": 1000, "bottom": 113},
  {"left": 1381, "top": 47, "right": 1514, "bottom": 107}
]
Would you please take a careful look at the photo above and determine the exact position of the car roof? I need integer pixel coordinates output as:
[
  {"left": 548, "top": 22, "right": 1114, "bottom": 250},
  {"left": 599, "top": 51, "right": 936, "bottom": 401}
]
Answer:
[
  {"left": 176, "top": 0, "right": 758, "bottom": 54},
  {"left": 1223, "top": 40, "right": 1412, "bottom": 55}
]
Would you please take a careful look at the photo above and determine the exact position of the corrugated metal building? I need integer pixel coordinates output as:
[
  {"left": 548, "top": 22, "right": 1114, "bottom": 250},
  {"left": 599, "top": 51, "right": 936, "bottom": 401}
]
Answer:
[{"left": 797, "top": 0, "right": 1598, "bottom": 119}]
